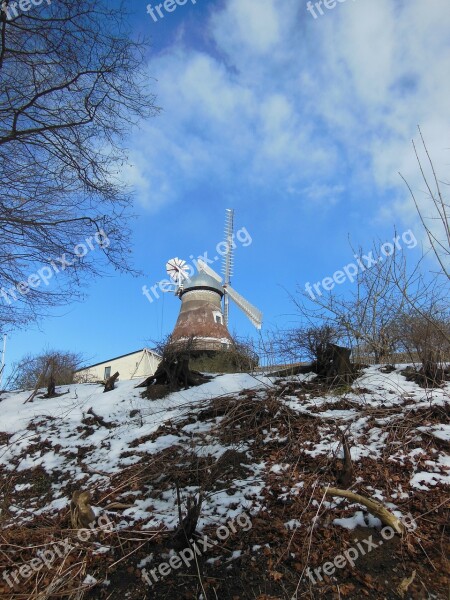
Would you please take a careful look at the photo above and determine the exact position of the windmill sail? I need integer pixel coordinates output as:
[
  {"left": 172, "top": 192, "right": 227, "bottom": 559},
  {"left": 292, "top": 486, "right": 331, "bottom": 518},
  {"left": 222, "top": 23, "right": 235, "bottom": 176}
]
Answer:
[
  {"left": 222, "top": 209, "right": 235, "bottom": 283},
  {"left": 222, "top": 208, "right": 235, "bottom": 325},
  {"left": 226, "top": 285, "right": 263, "bottom": 329},
  {"left": 198, "top": 259, "right": 263, "bottom": 329},
  {"left": 197, "top": 259, "right": 223, "bottom": 283}
]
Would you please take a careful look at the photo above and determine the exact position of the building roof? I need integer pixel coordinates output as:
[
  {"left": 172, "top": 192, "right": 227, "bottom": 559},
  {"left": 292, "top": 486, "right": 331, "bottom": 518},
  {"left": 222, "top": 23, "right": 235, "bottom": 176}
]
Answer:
[
  {"left": 181, "top": 272, "right": 224, "bottom": 296},
  {"left": 75, "top": 348, "right": 160, "bottom": 372}
]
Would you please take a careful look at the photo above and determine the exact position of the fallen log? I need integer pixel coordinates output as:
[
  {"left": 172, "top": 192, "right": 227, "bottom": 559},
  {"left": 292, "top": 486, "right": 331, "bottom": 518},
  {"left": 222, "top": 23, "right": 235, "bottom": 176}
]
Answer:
[
  {"left": 266, "top": 363, "right": 313, "bottom": 378},
  {"left": 86, "top": 407, "right": 114, "bottom": 429},
  {"left": 103, "top": 502, "right": 135, "bottom": 510},
  {"left": 323, "top": 486, "right": 405, "bottom": 534}
]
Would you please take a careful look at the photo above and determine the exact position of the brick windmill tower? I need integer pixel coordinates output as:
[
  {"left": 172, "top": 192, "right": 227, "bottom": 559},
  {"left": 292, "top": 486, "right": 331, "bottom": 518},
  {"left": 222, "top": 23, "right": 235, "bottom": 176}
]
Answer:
[{"left": 165, "top": 210, "right": 262, "bottom": 354}]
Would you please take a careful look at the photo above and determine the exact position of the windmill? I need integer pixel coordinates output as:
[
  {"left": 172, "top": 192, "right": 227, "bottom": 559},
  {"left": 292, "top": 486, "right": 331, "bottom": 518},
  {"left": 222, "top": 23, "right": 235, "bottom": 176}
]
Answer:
[{"left": 165, "top": 210, "right": 262, "bottom": 353}]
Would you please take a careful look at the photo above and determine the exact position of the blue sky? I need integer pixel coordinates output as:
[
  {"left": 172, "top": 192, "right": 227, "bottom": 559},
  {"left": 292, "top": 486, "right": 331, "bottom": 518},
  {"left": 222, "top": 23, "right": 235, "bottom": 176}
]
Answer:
[{"left": 3, "top": 0, "right": 450, "bottom": 379}]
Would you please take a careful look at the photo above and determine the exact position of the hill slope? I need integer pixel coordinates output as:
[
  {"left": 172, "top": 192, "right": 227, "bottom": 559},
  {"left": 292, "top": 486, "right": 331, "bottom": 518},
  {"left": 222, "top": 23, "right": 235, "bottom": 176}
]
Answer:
[{"left": 0, "top": 367, "right": 449, "bottom": 599}]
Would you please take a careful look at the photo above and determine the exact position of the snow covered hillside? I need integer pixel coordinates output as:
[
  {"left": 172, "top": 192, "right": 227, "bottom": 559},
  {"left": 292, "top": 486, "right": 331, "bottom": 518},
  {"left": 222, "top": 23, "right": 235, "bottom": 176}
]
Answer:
[{"left": 0, "top": 366, "right": 449, "bottom": 599}]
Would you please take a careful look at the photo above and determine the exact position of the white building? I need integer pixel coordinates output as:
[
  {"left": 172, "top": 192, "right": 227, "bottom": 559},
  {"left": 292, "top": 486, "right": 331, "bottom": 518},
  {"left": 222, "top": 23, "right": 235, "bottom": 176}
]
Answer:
[{"left": 74, "top": 348, "right": 161, "bottom": 383}]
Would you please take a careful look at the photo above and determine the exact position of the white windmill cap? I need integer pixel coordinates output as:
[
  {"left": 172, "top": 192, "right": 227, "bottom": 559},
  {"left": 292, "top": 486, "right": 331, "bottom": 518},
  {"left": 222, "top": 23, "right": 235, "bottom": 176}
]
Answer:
[{"left": 181, "top": 272, "right": 224, "bottom": 296}]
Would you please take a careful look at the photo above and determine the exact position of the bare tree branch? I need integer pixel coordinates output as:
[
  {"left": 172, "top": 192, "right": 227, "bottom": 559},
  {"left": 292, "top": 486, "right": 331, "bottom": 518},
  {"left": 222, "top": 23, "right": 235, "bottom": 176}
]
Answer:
[
  {"left": 0, "top": 0, "right": 159, "bottom": 329},
  {"left": 400, "top": 126, "right": 450, "bottom": 279}
]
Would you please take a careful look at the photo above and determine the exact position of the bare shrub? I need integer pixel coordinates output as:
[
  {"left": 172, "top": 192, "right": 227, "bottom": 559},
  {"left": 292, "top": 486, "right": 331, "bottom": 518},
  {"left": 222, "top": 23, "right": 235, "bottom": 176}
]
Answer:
[
  {"left": 10, "top": 349, "right": 84, "bottom": 390},
  {"left": 394, "top": 308, "right": 450, "bottom": 384}
]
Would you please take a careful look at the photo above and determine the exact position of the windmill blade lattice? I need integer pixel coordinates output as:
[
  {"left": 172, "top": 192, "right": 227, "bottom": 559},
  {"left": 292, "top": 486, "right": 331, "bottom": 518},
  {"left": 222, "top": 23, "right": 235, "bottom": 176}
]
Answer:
[
  {"left": 222, "top": 208, "right": 234, "bottom": 282},
  {"left": 197, "top": 259, "right": 223, "bottom": 283},
  {"left": 222, "top": 208, "right": 235, "bottom": 324},
  {"left": 226, "top": 285, "right": 263, "bottom": 330}
]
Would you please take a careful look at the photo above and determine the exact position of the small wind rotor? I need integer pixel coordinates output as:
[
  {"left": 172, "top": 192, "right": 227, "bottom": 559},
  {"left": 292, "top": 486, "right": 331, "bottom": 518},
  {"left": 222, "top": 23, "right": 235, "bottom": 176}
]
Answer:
[
  {"left": 197, "top": 259, "right": 263, "bottom": 330},
  {"left": 166, "top": 257, "right": 190, "bottom": 291}
]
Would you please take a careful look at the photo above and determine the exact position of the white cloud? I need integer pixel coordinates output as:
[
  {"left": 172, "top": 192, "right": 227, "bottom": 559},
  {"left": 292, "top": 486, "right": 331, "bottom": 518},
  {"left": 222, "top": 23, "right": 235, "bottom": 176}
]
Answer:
[
  {"left": 210, "top": 0, "right": 284, "bottom": 59},
  {"left": 125, "top": 0, "right": 450, "bottom": 229}
]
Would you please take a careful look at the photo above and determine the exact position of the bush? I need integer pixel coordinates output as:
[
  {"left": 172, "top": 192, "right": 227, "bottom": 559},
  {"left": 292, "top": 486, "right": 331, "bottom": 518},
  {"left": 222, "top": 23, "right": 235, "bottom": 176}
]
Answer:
[
  {"left": 10, "top": 350, "right": 84, "bottom": 390},
  {"left": 395, "top": 309, "right": 450, "bottom": 384}
]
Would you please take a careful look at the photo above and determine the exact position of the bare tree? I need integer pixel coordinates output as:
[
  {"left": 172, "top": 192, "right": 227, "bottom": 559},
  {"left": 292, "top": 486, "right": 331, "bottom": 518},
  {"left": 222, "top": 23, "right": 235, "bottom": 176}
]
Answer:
[
  {"left": 273, "top": 325, "right": 356, "bottom": 383},
  {"left": 293, "top": 324, "right": 340, "bottom": 364},
  {"left": 222, "top": 333, "right": 259, "bottom": 372},
  {"left": 400, "top": 126, "right": 450, "bottom": 280},
  {"left": 273, "top": 324, "right": 340, "bottom": 365},
  {"left": 296, "top": 238, "right": 416, "bottom": 362},
  {"left": 294, "top": 227, "right": 450, "bottom": 387},
  {"left": 0, "top": 0, "right": 159, "bottom": 329},
  {"left": 10, "top": 349, "right": 84, "bottom": 390},
  {"left": 394, "top": 307, "right": 450, "bottom": 384}
]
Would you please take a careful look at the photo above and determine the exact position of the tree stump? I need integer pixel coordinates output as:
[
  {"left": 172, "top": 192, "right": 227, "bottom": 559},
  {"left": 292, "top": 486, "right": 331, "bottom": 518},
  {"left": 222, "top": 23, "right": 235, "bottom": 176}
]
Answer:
[
  {"left": 47, "top": 372, "right": 56, "bottom": 397},
  {"left": 171, "top": 486, "right": 203, "bottom": 550},
  {"left": 146, "top": 353, "right": 209, "bottom": 391},
  {"left": 315, "top": 343, "right": 353, "bottom": 384},
  {"left": 104, "top": 371, "right": 119, "bottom": 392},
  {"left": 70, "top": 490, "right": 96, "bottom": 529}
]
